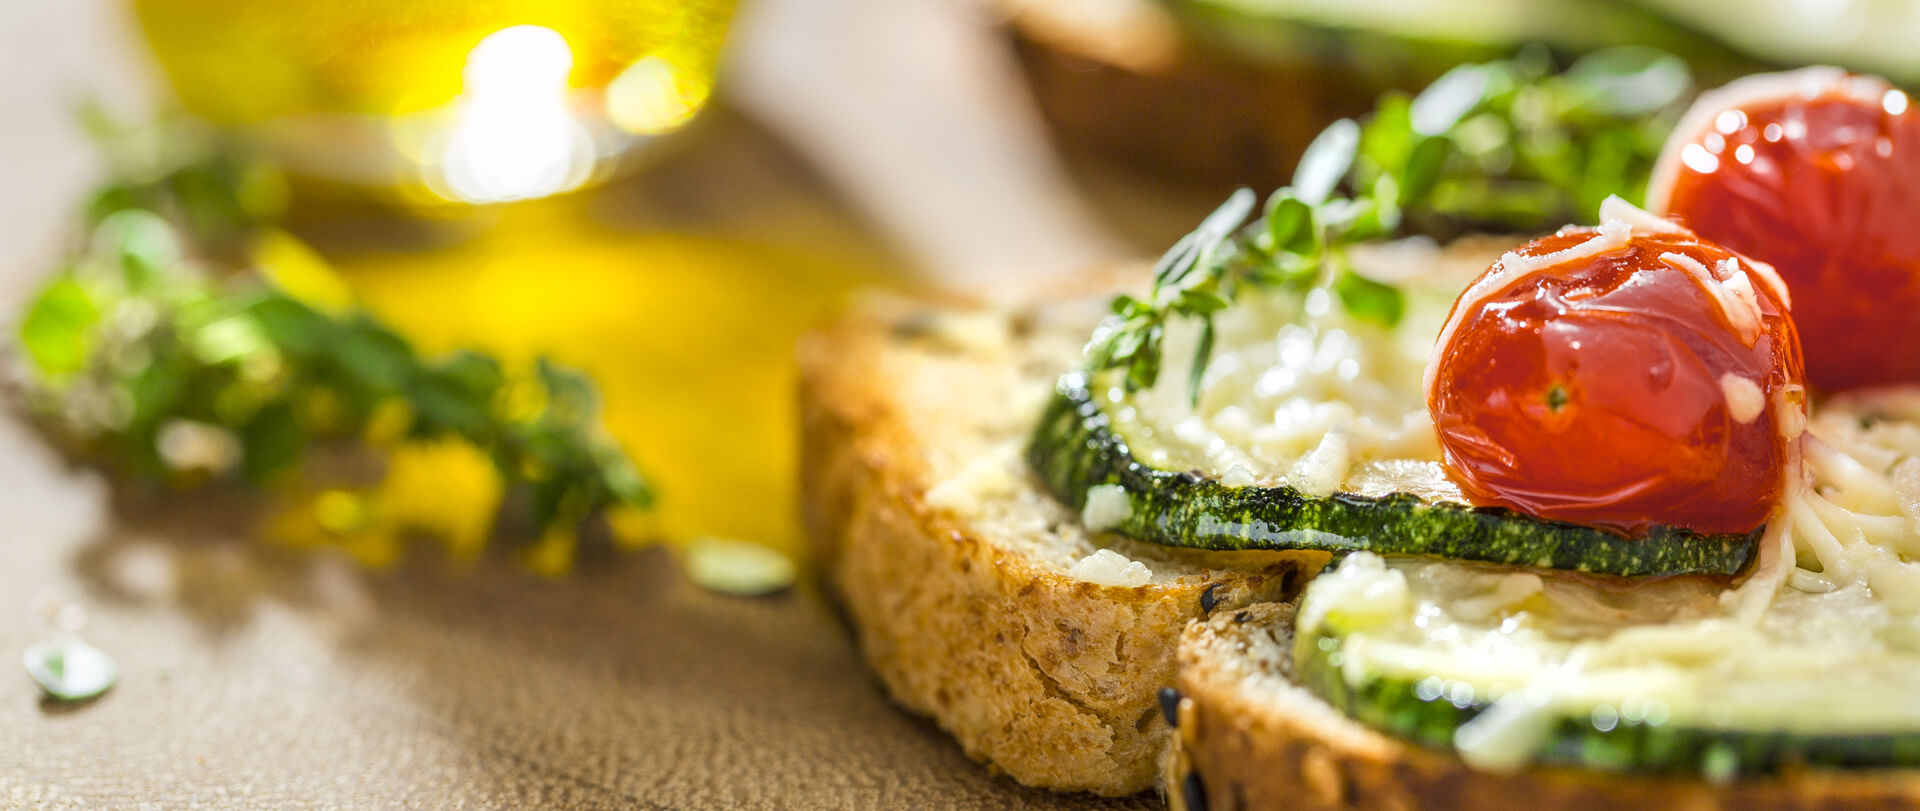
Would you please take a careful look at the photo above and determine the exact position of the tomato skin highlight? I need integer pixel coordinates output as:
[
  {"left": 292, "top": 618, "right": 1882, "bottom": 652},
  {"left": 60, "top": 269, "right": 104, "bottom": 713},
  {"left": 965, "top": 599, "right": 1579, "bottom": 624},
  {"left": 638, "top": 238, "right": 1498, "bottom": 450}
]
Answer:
[
  {"left": 1428, "top": 228, "right": 1803, "bottom": 536},
  {"left": 1652, "top": 69, "right": 1920, "bottom": 391}
]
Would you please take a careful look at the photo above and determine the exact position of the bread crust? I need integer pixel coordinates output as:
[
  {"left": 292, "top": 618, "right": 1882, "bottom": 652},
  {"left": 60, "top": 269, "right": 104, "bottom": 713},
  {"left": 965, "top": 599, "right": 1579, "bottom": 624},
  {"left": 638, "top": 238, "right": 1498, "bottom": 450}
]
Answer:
[
  {"left": 799, "top": 296, "right": 1319, "bottom": 795},
  {"left": 1174, "top": 603, "right": 1920, "bottom": 810}
]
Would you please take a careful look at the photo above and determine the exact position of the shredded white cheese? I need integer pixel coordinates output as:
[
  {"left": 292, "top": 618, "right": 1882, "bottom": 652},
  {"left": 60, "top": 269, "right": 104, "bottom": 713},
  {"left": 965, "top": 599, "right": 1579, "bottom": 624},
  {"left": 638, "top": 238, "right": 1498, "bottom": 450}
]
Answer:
[
  {"left": 924, "top": 445, "right": 1022, "bottom": 517},
  {"left": 1599, "top": 194, "right": 1688, "bottom": 236},
  {"left": 1300, "top": 390, "right": 1920, "bottom": 771},
  {"left": 1081, "top": 484, "right": 1133, "bottom": 532},
  {"left": 1291, "top": 431, "right": 1351, "bottom": 497},
  {"left": 1657, "top": 252, "right": 1762, "bottom": 344},
  {"left": 1892, "top": 457, "right": 1920, "bottom": 521},
  {"left": 1657, "top": 250, "right": 1712, "bottom": 279},
  {"left": 1745, "top": 256, "right": 1793, "bottom": 309},
  {"left": 1719, "top": 373, "right": 1766, "bottom": 423},
  {"left": 1774, "top": 384, "right": 1808, "bottom": 439},
  {"left": 1453, "top": 676, "right": 1562, "bottom": 774},
  {"left": 1067, "top": 548, "right": 1153, "bottom": 587},
  {"left": 1294, "top": 551, "right": 1408, "bottom": 636},
  {"left": 1108, "top": 238, "right": 1478, "bottom": 502}
]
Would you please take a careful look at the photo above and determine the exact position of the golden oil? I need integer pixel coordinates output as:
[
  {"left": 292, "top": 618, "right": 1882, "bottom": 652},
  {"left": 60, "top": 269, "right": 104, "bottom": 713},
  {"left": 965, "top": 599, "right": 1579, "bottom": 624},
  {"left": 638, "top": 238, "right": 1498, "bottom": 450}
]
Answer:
[{"left": 130, "top": 0, "right": 738, "bottom": 199}]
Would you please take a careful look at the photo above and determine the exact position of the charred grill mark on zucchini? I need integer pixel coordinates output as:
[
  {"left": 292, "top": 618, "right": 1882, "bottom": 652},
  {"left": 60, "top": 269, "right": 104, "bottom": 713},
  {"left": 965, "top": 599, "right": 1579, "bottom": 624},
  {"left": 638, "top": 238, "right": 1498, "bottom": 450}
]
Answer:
[
  {"left": 1298, "top": 622, "right": 1920, "bottom": 776},
  {"left": 1028, "top": 372, "right": 1758, "bottom": 577}
]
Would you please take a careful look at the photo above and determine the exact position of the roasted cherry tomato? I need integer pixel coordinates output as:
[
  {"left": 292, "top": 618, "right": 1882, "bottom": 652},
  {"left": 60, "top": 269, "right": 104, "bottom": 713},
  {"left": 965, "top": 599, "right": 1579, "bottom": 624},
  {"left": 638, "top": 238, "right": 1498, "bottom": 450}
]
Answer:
[
  {"left": 1650, "top": 68, "right": 1920, "bottom": 391},
  {"left": 1427, "top": 212, "right": 1804, "bottom": 535}
]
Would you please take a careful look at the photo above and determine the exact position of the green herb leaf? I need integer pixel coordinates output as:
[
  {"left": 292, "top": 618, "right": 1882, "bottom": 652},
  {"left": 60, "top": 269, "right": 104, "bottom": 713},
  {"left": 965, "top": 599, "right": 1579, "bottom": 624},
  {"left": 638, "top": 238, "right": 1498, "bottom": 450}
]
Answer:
[
  {"left": 1166, "top": 189, "right": 1256, "bottom": 288},
  {"left": 1564, "top": 46, "right": 1689, "bottom": 116},
  {"left": 1149, "top": 231, "right": 1200, "bottom": 290},
  {"left": 536, "top": 357, "right": 597, "bottom": 426},
  {"left": 411, "top": 368, "right": 496, "bottom": 438},
  {"left": 1265, "top": 195, "right": 1317, "bottom": 256},
  {"left": 336, "top": 319, "right": 415, "bottom": 392},
  {"left": 1334, "top": 266, "right": 1406, "bottom": 329},
  {"left": 238, "top": 400, "right": 303, "bottom": 483},
  {"left": 1293, "top": 120, "right": 1359, "bottom": 206},
  {"left": 1411, "top": 65, "right": 1488, "bottom": 136},
  {"left": 595, "top": 442, "right": 653, "bottom": 508},
  {"left": 1125, "top": 326, "right": 1162, "bottom": 392},
  {"left": 125, "top": 353, "right": 186, "bottom": 430},
  {"left": 1187, "top": 318, "right": 1216, "bottom": 406},
  {"left": 20, "top": 278, "right": 100, "bottom": 375},
  {"left": 17, "top": 111, "right": 658, "bottom": 571},
  {"left": 1397, "top": 136, "right": 1450, "bottom": 207},
  {"left": 247, "top": 294, "right": 331, "bottom": 357},
  {"left": 434, "top": 351, "right": 507, "bottom": 400},
  {"left": 189, "top": 314, "right": 271, "bottom": 365},
  {"left": 1357, "top": 94, "right": 1415, "bottom": 177},
  {"left": 94, "top": 209, "right": 181, "bottom": 291},
  {"left": 1083, "top": 329, "right": 1120, "bottom": 371},
  {"left": 1178, "top": 288, "right": 1231, "bottom": 315}
]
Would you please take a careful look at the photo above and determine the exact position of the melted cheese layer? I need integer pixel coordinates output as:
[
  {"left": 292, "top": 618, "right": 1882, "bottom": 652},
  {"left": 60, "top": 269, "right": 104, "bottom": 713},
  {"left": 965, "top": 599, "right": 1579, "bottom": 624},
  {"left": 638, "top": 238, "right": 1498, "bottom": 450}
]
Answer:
[
  {"left": 1301, "top": 392, "right": 1920, "bottom": 771},
  {"left": 1109, "top": 202, "right": 1742, "bottom": 506},
  {"left": 1107, "top": 238, "right": 1503, "bottom": 502}
]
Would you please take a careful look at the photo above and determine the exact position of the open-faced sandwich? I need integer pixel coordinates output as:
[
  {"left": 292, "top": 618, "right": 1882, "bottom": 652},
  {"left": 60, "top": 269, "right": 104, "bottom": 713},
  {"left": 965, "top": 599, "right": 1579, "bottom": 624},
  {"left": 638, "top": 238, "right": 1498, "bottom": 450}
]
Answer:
[{"left": 804, "top": 49, "right": 1920, "bottom": 806}]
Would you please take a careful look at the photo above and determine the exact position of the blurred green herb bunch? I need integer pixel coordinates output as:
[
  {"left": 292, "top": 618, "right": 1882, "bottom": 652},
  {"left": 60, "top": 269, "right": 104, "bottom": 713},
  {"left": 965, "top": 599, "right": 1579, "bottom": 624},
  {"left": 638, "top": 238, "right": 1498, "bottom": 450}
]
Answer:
[{"left": 16, "top": 109, "right": 653, "bottom": 574}]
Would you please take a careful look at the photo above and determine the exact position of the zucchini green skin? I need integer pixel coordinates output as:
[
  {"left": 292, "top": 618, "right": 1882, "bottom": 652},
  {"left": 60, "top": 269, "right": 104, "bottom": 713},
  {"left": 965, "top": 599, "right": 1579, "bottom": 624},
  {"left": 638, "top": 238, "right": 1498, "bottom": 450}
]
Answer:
[
  {"left": 1027, "top": 372, "right": 1758, "bottom": 577},
  {"left": 1298, "top": 620, "right": 1920, "bottom": 776}
]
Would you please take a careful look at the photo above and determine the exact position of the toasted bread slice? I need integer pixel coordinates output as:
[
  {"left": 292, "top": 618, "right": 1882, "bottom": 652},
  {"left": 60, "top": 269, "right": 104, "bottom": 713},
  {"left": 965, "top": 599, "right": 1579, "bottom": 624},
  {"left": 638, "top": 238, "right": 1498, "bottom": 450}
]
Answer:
[
  {"left": 798, "top": 284, "right": 1323, "bottom": 795},
  {"left": 1169, "top": 602, "right": 1920, "bottom": 810}
]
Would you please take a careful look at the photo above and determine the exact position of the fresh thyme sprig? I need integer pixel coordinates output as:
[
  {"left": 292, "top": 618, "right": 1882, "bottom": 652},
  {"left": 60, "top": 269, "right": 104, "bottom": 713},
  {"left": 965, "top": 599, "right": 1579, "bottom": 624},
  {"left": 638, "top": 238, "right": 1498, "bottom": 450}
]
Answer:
[
  {"left": 18, "top": 114, "right": 652, "bottom": 560},
  {"left": 1084, "top": 46, "right": 1692, "bottom": 403}
]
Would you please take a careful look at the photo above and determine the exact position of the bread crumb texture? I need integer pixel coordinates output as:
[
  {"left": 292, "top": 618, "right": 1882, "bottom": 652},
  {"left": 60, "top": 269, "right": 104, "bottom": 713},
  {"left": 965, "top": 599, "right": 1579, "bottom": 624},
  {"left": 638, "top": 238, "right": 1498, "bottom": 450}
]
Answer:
[{"left": 801, "top": 289, "right": 1316, "bottom": 794}]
